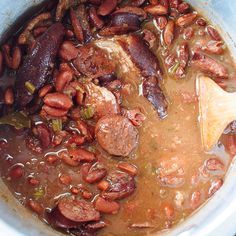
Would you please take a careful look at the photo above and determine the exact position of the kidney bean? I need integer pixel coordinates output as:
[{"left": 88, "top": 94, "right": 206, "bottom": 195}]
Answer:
[
  {"left": 59, "top": 174, "right": 72, "bottom": 185},
  {"left": 70, "top": 186, "right": 79, "bottom": 195},
  {"left": 117, "top": 163, "right": 138, "bottom": 176},
  {"left": 163, "top": 20, "right": 175, "bottom": 46},
  {"left": 0, "top": 50, "right": 4, "bottom": 76},
  {"left": 176, "top": 13, "right": 197, "bottom": 27},
  {"left": 97, "top": 0, "right": 117, "bottom": 16},
  {"left": 202, "top": 41, "right": 224, "bottom": 55},
  {"left": 65, "top": 29, "right": 74, "bottom": 39},
  {"left": 9, "top": 164, "right": 24, "bottom": 179},
  {"left": 149, "top": 0, "right": 159, "bottom": 4},
  {"left": 28, "top": 177, "right": 40, "bottom": 186},
  {"left": 95, "top": 196, "right": 120, "bottom": 214},
  {"left": 33, "top": 123, "right": 52, "bottom": 148},
  {"left": 190, "top": 191, "right": 201, "bottom": 209},
  {"left": 45, "top": 154, "right": 58, "bottom": 164},
  {"left": 18, "top": 12, "right": 52, "bottom": 45},
  {"left": 89, "top": 7, "right": 104, "bottom": 29},
  {"left": 163, "top": 203, "right": 175, "bottom": 220},
  {"left": 208, "top": 179, "right": 223, "bottom": 197},
  {"left": 4, "top": 87, "right": 14, "bottom": 105},
  {"left": 28, "top": 200, "right": 43, "bottom": 215},
  {"left": 183, "top": 26, "right": 194, "bottom": 40},
  {"left": 177, "top": 2, "right": 190, "bottom": 13},
  {"left": 113, "top": 6, "right": 147, "bottom": 20},
  {"left": 2, "top": 45, "right": 22, "bottom": 70},
  {"left": 205, "top": 158, "right": 224, "bottom": 171},
  {"left": 97, "top": 180, "right": 110, "bottom": 191},
  {"left": 155, "top": 16, "right": 168, "bottom": 30},
  {"left": 81, "top": 162, "right": 107, "bottom": 184},
  {"left": 55, "top": 69, "right": 73, "bottom": 92},
  {"left": 58, "top": 197, "right": 100, "bottom": 222},
  {"left": 206, "top": 26, "right": 221, "bottom": 41},
  {"left": 44, "top": 93, "right": 73, "bottom": 110},
  {"left": 225, "top": 135, "right": 236, "bottom": 157},
  {"left": 67, "top": 134, "right": 86, "bottom": 147},
  {"left": 70, "top": 8, "right": 84, "bottom": 43},
  {"left": 196, "top": 18, "right": 206, "bottom": 26},
  {"left": 42, "top": 105, "right": 68, "bottom": 117},
  {"left": 177, "top": 42, "right": 189, "bottom": 68},
  {"left": 33, "top": 26, "right": 48, "bottom": 37},
  {"left": 59, "top": 150, "right": 79, "bottom": 167},
  {"left": 70, "top": 148, "right": 96, "bottom": 163},
  {"left": 38, "top": 85, "right": 53, "bottom": 98},
  {"left": 82, "top": 190, "right": 93, "bottom": 200},
  {"left": 165, "top": 53, "right": 176, "bottom": 68},
  {"left": 59, "top": 41, "right": 79, "bottom": 61},
  {"left": 144, "top": 4, "right": 168, "bottom": 15},
  {"left": 175, "top": 66, "right": 185, "bottom": 78}
]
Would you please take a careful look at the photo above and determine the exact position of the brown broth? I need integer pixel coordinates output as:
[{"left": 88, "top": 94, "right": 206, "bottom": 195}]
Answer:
[{"left": 0, "top": 1, "right": 236, "bottom": 236}]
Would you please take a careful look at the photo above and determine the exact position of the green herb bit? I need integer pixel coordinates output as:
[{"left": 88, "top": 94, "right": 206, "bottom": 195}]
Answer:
[
  {"left": 0, "top": 112, "right": 31, "bottom": 129},
  {"left": 80, "top": 106, "right": 95, "bottom": 120},
  {"left": 52, "top": 119, "right": 62, "bottom": 132},
  {"left": 170, "top": 62, "right": 180, "bottom": 74},
  {"left": 33, "top": 188, "right": 44, "bottom": 200},
  {"left": 25, "top": 81, "right": 36, "bottom": 94}
]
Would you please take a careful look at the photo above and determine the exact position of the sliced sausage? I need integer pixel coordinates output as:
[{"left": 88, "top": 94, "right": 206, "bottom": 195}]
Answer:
[
  {"left": 95, "top": 115, "right": 139, "bottom": 156},
  {"left": 58, "top": 197, "right": 100, "bottom": 223},
  {"left": 102, "top": 171, "right": 136, "bottom": 200}
]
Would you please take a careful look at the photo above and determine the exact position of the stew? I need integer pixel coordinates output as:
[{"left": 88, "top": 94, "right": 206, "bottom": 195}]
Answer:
[{"left": 0, "top": 0, "right": 235, "bottom": 235}]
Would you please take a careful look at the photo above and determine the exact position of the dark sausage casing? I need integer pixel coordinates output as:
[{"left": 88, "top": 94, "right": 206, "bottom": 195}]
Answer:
[{"left": 15, "top": 23, "right": 65, "bottom": 108}]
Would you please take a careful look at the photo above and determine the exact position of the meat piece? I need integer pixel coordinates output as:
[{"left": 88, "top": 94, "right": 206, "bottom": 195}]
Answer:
[
  {"left": 73, "top": 45, "right": 115, "bottom": 78},
  {"left": 84, "top": 83, "right": 119, "bottom": 119},
  {"left": 143, "top": 77, "right": 168, "bottom": 119},
  {"left": 119, "top": 35, "right": 162, "bottom": 79},
  {"left": 58, "top": 197, "right": 100, "bottom": 222},
  {"left": 102, "top": 171, "right": 136, "bottom": 200},
  {"left": 46, "top": 206, "right": 80, "bottom": 229},
  {"left": 191, "top": 53, "right": 228, "bottom": 79},
  {"left": 15, "top": 23, "right": 65, "bottom": 108},
  {"left": 95, "top": 115, "right": 139, "bottom": 156}
]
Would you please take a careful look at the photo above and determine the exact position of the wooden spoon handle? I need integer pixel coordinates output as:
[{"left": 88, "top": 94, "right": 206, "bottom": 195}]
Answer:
[{"left": 196, "top": 76, "right": 236, "bottom": 150}]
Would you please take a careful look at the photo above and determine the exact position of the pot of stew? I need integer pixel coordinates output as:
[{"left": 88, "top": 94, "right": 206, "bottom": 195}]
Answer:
[{"left": 0, "top": 0, "right": 235, "bottom": 236}]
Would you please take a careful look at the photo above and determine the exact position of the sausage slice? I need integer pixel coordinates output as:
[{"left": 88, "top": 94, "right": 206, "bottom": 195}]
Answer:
[
  {"left": 58, "top": 197, "right": 100, "bottom": 223},
  {"left": 95, "top": 115, "right": 139, "bottom": 156}
]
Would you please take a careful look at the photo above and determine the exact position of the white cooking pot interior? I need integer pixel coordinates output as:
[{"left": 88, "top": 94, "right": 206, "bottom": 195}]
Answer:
[{"left": 0, "top": 0, "right": 235, "bottom": 235}]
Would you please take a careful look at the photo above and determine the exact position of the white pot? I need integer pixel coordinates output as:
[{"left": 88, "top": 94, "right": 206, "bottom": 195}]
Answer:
[{"left": 0, "top": 0, "right": 235, "bottom": 235}]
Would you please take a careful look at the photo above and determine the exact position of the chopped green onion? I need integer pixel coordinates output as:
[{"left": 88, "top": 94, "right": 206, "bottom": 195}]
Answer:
[
  {"left": 52, "top": 119, "right": 62, "bottom": 132},
  {"left": 33, "top": 188, "right": 44, "bottom": 200},
  {"left": 169, "top": 62, "right": 180, "bottom": 74},
  {"left": 80, "top": 106, "right": 94, "bottom": 120},
  {"left": 25, "top": 81, "right": 36, "bottom": 94}
]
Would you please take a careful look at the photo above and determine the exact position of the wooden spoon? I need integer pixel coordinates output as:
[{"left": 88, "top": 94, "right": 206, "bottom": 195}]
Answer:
[{"left": 196, "top": 76, "right": 236, "bottom": 151}]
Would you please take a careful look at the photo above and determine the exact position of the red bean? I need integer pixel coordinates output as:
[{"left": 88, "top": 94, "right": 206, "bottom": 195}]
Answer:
[
  {"left": 59, "top": 174, "right": 72, "bottom": 185},
  {"left": 28, "top": 177, "right": 40, "bottom": 186},
  {"left": 155, "top": 16, "right": 168, "bottom": 30},
  {"left": 28, "top": 200, "right": 43, "bottom": 215},
  {"left": 208, "top": 179, "right": 223, "bottom": 197},
  {"left": 206, "top": 26, "right": 221, "bottom": 41},
  {"left": 163, "top": 20, "right": 175, "bottom": 46},
  {"left": 4, "top": 87, "right": 14, "bottom": 105},
  {"left": 44, "top": 93, "right": 73, "bottom": 110},
  {"left": 205, "top": 158, "right": 224, "bottom": 171},
  {"left": 190, "top": 191, "right": 201, "bottom": 209},
  {"left": 59, "top": 41, "right": 79, "bottom": 61},
  {"left": 38, "top": 85, "right": 53, "bottom": 98},
  {"left": 163, "top": 203, "right": 175, "bottom": 219},
  {"left": 89, "top": 7, "right": 104, "bottom": 29},
  {"left": 97, "top": 180, "right": 110, "bottom": 191},
  {"left": 117, "top": 162, "right": 138, "bottom": 176},
  {"left": 97, "top": 0, "right": 117, "bottom": 16},
  {"left": 95, "top": 196, "right": 120, "bottom": 214},
  {"left": 176, "top": 13, "right": 197, "bottom": 27},
  {"left": 9, "top": 165, "right": 24, "bottom": 179},
  {"left": 144, "top": 4, "right": 168, "bottom": 15}
]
